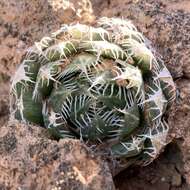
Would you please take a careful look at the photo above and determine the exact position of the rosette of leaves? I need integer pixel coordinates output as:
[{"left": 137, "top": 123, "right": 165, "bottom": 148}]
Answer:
[{"left": 10, "top": 17, "right": 176, "bottom": 166}]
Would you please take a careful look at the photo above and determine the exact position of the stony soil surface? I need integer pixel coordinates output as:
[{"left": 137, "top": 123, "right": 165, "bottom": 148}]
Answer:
[{"left": 0, "top": 0, "right": 190, "bottom": 189}]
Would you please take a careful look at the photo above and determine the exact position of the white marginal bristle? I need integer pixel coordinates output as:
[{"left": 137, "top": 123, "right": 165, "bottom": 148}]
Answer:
[{"left": 11, "top": 62, "right": 35, "bottom": 93}]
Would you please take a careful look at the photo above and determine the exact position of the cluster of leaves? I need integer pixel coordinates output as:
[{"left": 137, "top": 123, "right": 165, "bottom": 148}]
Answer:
[{"left": 10, "top": 17, "right": 176, "bottom": 165}]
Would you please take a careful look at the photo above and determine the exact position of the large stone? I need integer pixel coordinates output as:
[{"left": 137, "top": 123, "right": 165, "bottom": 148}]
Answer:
[{"left": 0, "top": 122, "right": 115, "bottom": 190}]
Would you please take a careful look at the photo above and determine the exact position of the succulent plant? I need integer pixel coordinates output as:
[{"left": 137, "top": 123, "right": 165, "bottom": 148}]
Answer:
[{"left": 10, "top": 17, "right": 176, "bottom": 166}]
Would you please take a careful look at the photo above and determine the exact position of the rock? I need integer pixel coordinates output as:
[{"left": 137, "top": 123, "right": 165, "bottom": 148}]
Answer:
[
  {"left": 168, "top": 80, "right": 190, "bottom": 186},
  {"left": 0, "top": 82, "right": 9, "bottom": 126},
  {"left": 0, "top": 122, "right": 115, "bottom": 190},
  {"left": 0, "top": 0, "right": 95, "bottom": 78},
  {"left": 171, "top": 172, "right": 182, "bottom": 187}
]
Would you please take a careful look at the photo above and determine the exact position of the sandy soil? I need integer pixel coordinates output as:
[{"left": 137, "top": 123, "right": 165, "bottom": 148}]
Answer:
[{"left": 0, "top": 0, "right": 190, "bottom": 189}]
